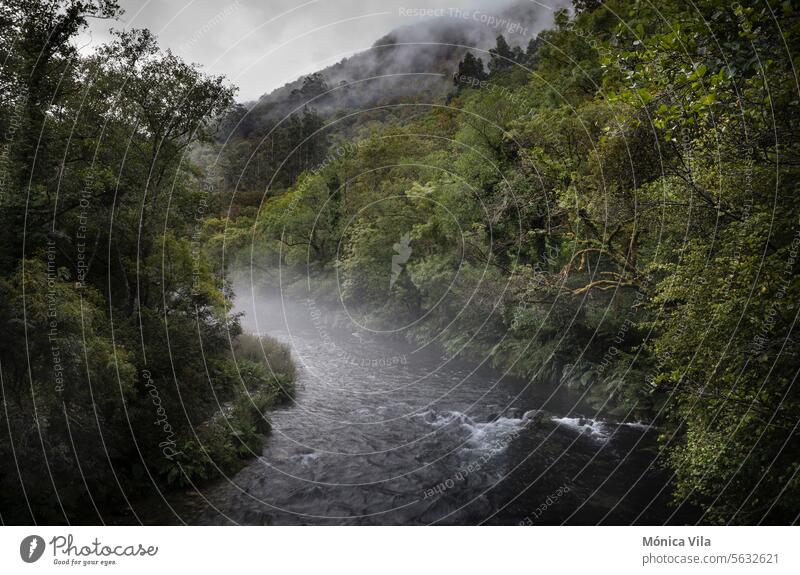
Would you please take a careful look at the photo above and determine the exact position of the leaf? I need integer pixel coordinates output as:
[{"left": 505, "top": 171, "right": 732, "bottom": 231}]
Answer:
[{"left": 692, "top": 64, "right": 708, "bottom": 81}]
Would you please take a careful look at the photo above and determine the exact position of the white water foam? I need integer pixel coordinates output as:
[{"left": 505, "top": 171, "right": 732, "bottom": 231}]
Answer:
[
  {"left": 551, "top": 417, "right": 653, "bottom": 440},
  {"left": 622, "top": 421, "right": 651, "bottom": 431},
  {"left": 551, "top": 416, "right": 611, "bottom": 441},
  {"left": 415, "top": 409, "right": 530, "bottom": 453}
]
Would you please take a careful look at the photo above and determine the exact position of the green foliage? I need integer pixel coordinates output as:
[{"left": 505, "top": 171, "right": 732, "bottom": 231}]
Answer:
[
  {"left": 3, "top": 0, "right": 798, "bottom": 525},
  {"left": 216, "top": 0, "right": 800, "bottom": 524},
  {"left": 454, "top": 52, "right": 487, "bottom": 86},
  {"left": 0, "top": 0, "right": 295, "bottom": 523},
  {"left": 158, "top": 334, "right": 295, "bottom": 488}
]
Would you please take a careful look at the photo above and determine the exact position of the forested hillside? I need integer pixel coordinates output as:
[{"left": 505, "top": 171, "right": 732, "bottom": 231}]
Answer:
[
  {"left": 0, "top": 0, "right": 295, "bottom": 523},
  {"left": 212, "top": 0, "right": 800, "bottom": 524}
]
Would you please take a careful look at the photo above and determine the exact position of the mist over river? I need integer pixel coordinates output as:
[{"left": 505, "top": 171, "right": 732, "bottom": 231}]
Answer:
[{"left": 192, "top": 292, "right": 697, "bottom": 525}]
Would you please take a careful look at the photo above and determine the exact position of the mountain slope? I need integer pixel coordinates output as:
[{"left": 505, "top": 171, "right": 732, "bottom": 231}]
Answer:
[{"left": 245, "top": 1, "right": 559, "bottom": 123}]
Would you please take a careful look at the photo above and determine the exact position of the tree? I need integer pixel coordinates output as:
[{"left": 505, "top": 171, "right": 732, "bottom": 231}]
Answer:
[
  {"left": 0, "top": 0, "right": 293, "bottom": 523},
  {"left": 454, "top": 51, "right": 486, "bottom": 86},
  {"left": 290, "top": 72, "right": 329, "bottom": 101},
  {"left": 488, "top": 35, "right": 515, "bottom": 73}
]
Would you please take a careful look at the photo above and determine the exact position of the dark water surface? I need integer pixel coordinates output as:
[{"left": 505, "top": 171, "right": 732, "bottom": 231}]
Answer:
[{"left": 192, "top": 297, "right": 695, "bottom": 525}]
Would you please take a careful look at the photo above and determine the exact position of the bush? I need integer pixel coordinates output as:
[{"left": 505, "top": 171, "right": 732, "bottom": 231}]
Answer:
[{"left": 158, "top": 333, "right": 296, "bottom": 488}]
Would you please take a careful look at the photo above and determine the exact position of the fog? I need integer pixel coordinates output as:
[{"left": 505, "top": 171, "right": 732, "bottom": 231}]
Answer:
[{"left": 81, "top": 0, "right": 567, "bottom": 101}]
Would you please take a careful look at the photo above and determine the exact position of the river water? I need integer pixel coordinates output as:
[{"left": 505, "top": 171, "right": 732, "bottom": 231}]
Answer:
[{"left": 192, "top": 296, "right": 694, "bottom": 525}]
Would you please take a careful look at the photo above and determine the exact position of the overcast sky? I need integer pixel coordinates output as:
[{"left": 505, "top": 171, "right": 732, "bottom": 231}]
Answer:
[{"left": 81, "top": 0, "right": 558, "bottom": 102}]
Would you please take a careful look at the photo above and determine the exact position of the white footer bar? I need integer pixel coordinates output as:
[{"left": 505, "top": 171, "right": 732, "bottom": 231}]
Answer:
[{"left": 1, "top": 526, "right": 796, "bottom": 574}]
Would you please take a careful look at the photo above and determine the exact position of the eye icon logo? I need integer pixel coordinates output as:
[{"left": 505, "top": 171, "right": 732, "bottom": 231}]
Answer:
[{"left": 20, "top": 535, "right": 45, "bottom": 563}]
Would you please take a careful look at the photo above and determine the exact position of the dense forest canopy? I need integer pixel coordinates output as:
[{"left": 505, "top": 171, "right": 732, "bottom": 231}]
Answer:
[
  {"left": 0, "top": 0, "right": 295, "bottom": 523},
  {"left": 0, "top": 0, "right": 798, "bottom": 525},
  {"left": 212, "top": 0, "right": 800, "bottom": 524}
]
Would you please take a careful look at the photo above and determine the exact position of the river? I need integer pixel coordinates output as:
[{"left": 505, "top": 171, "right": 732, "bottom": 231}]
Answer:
[{"left": 190, "top": 295, "right": 695, "bottom": 525}]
